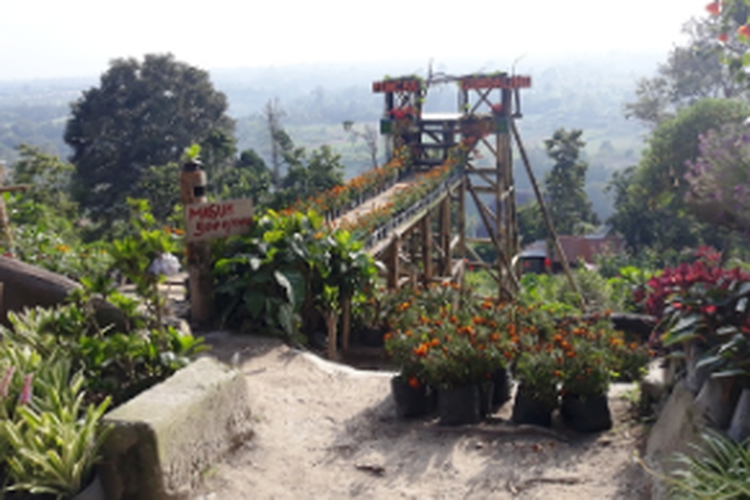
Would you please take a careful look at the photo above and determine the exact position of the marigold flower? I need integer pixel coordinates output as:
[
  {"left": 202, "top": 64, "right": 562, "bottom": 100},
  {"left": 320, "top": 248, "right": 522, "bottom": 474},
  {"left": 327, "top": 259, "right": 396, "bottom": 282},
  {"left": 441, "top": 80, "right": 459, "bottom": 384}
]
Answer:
[
  {"left": 413, "top": 343, "right": 428, "bottom": 356},
  {"left": 408, "top": 376, "right": 420, "bottom": 389},
  {"left": 738, "top": 24, "right": 750, "bottom": 38},
  {"left": 705, "top": 1, "right": 720, "bottom": 16}
]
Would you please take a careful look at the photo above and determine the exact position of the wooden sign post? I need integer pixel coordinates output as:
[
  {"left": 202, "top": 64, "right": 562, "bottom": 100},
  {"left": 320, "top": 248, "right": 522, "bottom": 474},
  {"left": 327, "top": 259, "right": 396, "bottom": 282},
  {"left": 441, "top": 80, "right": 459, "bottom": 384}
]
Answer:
[
  {"left": 180, "top": 159, "right": 254, "bottom": 324},
  {"left": 180, "top": 159, "right": 216, "bottom": 324}
]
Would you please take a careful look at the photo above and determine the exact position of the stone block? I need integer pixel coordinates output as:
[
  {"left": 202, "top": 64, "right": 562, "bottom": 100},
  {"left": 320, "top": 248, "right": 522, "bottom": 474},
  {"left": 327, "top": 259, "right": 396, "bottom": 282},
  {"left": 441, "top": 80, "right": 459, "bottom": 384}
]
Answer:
[{"left": 99, "top": 357, "right": 253, "bottom": 500}]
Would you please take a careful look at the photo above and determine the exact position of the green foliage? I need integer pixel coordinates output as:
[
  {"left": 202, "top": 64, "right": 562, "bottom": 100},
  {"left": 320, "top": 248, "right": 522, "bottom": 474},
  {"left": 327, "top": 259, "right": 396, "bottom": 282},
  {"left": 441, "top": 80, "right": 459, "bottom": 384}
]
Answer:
[
  {"left": 1, "top": 364, "right": 111, "bottom": 499},
  {"left": 608, "top": 99, "right": 750, "bottom": 253},
  {"left": 665, "top": 430, "right": 750, "bottom": 499},
  {"left": 543, "top": 128, "right": 599, "bottom": 235},
  {"left": 624, "top": 19, "right": 745, "bottom": 128},
  {"left": 271, "top": 144, "right": 346, "bottom": 210},
  {"left": 518, "top": 265, "right": 627, "bottom": 314},
  {"left": 213, "top": 209, "right": 378, "bottom": 343},
  {"left": 64, "top": 53, "right": 236, "bottom": 227}
]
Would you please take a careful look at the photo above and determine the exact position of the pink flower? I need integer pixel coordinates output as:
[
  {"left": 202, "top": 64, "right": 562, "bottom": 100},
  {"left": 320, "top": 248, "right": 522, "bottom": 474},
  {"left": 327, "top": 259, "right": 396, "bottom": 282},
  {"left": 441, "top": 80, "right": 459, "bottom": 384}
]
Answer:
[
  {"left": 18, "top": 374, "right": 33, "bottom": 405},
  {"left": 0, "top": 366, "right": 15, "bottom": 398}
]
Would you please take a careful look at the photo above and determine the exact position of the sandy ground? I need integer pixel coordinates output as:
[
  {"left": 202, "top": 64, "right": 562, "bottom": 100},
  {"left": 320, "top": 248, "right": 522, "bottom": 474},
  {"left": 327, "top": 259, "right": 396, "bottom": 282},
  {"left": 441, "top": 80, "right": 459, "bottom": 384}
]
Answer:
[{"left": 190, "top": 333, "right": 652, "bottom": 500}]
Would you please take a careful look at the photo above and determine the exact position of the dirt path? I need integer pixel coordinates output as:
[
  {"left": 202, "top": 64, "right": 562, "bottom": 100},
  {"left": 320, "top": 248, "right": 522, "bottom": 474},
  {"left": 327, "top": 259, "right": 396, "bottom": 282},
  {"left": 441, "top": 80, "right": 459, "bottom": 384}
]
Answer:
[{"left": 191, "top": 334, "right": 651, "bottom": 500}]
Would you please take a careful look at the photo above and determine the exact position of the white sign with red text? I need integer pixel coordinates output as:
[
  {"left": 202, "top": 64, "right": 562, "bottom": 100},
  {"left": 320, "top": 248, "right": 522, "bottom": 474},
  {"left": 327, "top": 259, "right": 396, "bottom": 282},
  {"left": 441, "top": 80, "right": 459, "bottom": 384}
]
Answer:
[{"left": 185, "top": 199, "right": 254, "bottom": 242}]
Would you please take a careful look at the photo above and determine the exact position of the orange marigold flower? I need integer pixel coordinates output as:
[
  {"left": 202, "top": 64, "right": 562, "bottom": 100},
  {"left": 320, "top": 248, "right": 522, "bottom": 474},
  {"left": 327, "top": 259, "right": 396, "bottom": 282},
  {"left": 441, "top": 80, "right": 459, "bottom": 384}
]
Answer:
[
  {"left": 408, "top": 376, "right": 420, "bottom": 389},
  {"left": 430, "top": 338, "right": 440, "bottom": 347},
  {"left": 413, "top": 343, "right": 428, "bottom": 356},
  {"left": 383, "top": 333, "right": 392, "bottom": 342}
]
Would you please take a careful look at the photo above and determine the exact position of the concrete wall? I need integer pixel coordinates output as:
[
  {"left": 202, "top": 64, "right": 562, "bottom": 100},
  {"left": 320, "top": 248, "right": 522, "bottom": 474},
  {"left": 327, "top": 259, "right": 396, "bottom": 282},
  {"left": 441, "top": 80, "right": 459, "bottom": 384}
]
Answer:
[{"left": 99, "top": 357, "right": 253, "bottom": 500}]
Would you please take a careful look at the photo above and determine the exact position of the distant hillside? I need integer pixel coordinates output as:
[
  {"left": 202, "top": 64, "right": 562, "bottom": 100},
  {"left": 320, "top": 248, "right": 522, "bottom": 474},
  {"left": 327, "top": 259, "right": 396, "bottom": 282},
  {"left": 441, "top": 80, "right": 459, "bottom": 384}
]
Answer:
[{"left": 0, "top": 52, "right": 659, "bottom": 219}]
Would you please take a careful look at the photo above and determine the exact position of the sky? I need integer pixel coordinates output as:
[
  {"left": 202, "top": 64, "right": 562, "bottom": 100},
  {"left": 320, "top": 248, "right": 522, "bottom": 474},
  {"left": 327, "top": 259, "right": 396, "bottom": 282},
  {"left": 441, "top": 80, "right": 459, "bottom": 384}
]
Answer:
[{"left": 1, "top": 0, "right": 709, "bottom": 81}]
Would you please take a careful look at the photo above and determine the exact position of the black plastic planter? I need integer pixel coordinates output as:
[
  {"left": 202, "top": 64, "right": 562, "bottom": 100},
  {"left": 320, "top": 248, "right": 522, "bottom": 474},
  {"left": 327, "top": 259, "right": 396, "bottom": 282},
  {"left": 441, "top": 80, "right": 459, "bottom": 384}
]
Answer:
[
  {"left": 511, "top": 386, "right": 555, "bottom": 427},
  {"left": 491, "top": 368, "right": 511, "bottom": 410},
  {"left": 561, "top": 393, "right": 612, "bottom": 433},
  {"left": 391, "top": 376, "right": 436, "bottom": 418},
  {"left": 438, "top": 385, "right": 482, "bottom": 426}
]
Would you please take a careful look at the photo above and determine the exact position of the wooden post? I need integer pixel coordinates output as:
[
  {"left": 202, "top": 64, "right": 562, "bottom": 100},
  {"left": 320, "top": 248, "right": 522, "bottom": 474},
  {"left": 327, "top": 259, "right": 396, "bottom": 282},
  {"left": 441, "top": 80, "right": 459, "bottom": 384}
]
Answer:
[
  {"left": 387, "top": 236, "right": 401, "bottom": 290},
  {"left": 458, "top": 177, "right": 466, "bottom": 288},
  {"left": 440, "top": 197, "right": 451, "bottom": 276},
  {"left": 421, "top": 211, "right": 432, "bottom": 286},
  {"left": 180, "top": 159, "right": 216, "bottom": 324}
]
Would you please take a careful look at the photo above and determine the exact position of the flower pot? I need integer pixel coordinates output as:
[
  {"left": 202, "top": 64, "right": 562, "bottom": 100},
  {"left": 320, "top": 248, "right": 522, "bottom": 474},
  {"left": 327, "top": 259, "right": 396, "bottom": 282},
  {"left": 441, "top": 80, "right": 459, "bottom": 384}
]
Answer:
[
  {"left": 73, "top": 473, "right": 104, "bottom": 500},
  {"left": 491, "top": 368, "right": 511, "bottom": 410},
  {"left": 359, "top": 326, "right": 386, "bottom": 347},
  {"left": 695, "top": 376, "right": 742, "bottom": 429},
  {"left": 511, "top": 385, "right": 555, "bottom": 427},
  {"left": 685, "top": 343, "right": 711, "bottom": 394},
  {"left": 728, "top": 387, "right": 750, "bottom": 443},
  {"left": 391, "top": 376, "right": 436, "bottom": 418},
  {"left": 479, "top": 380, "right": 494, "bottom": 417},
  {"left": 560, "top": 393, "right": 612, "bottom": 433},
  {"left": 438, "top": 385, "right": 482, "bottom": 426}
]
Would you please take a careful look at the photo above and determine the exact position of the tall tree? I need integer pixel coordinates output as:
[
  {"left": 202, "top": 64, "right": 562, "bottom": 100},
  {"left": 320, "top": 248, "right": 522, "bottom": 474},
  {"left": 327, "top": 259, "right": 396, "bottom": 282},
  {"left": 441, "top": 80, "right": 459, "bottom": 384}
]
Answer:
[
  {"left": 343, "top": 121, "right": 379, "bottom": 169},
  {"left": 607, "top": 99, "right": 750, "bottom": 253},
  {"left": 264, "top": 98, "right": 291, "bottom": 189},
  {"left": 64, "top": 53, "right": 235, "bottom": 225},
  {"left": 543, "top": 128, "right": 599, "bottom": 235},
  {"left": 625, "top": 18, "right": 748, "bottom": 128}
]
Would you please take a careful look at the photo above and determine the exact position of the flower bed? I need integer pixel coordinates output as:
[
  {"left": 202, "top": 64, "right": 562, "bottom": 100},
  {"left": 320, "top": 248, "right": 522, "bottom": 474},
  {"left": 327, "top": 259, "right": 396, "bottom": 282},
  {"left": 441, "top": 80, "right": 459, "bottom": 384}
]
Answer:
[{"left": 382, "top": 282, "right": 650, "bottom": 429}]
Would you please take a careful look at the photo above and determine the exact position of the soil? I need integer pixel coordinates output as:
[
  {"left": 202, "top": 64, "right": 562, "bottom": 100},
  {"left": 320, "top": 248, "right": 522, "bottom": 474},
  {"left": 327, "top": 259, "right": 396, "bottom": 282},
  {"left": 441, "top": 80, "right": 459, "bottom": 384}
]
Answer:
[{"left": 190, "top": 332, "right": 653, "bottom": 500}]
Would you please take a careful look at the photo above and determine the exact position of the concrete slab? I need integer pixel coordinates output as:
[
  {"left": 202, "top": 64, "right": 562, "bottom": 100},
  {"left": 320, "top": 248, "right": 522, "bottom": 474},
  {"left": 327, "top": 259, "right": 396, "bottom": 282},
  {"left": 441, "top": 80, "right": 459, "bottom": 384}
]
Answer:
[{"left": 99, "top": 357, "right": 253, "bottom": 500}]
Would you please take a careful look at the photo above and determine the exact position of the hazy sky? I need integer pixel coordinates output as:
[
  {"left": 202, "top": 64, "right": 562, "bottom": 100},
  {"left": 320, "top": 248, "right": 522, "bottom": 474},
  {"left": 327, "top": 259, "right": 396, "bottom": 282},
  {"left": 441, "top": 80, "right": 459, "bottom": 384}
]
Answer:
[{"left": 2, "top": 0, "right": 708, "bottom": 81}]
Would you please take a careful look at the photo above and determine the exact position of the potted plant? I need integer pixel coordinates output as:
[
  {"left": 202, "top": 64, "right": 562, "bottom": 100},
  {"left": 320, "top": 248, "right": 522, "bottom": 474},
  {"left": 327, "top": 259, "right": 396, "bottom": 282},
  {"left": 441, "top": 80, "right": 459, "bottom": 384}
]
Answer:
[
  {"left": 511, "top": 350, "right": 560, "bottom": 427},
  {"left": 383, "top": 328, "right": 436, "bottom": 418},
  {"left": 559, "top": 337, "right": 613, "bottom": 432}
]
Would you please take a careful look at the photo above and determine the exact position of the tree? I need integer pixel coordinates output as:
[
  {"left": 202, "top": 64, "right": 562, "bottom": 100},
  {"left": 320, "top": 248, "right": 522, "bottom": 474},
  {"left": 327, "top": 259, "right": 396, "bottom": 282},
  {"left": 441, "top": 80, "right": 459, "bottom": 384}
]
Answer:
[
  {"left": 64, "top": 53, "right": 235, "bottom": 225},
  {"left": 607, "top": 99, "right": 750, "bottom": 253},
  {"left": 272, "top": 145, "right": 345, "bottom": 209},
  {"left": 264, "top": 98, "right": 291, "bottom": 188},
  {"left": 215, "top": 148, "right": 273, "bottom": 205},
  {"left": 684, "top": 122, "right": 750, "bottom": 231},
  {"left": 343, "top": 121, "right": 379, "bottom": 169},
  {"left": 10, "top": 144, "right": 75, "bottom": 214},
  {"left": 543, "top": 128, "right": 599, "bottom": 235},
  {"left": 625, "top": 18, "right": 747, "bottom": 128}
]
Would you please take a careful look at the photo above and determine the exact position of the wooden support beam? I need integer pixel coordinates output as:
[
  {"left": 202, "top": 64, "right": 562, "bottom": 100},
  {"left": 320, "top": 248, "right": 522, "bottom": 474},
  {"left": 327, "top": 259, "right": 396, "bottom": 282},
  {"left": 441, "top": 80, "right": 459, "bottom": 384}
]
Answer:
[
  {"left": 387, "top": 237, "right": 401, "bottom": 290},
  {"left": 467, "top": 184, "right": 520, "bottom": 292},
  {"left": 440, "top": 196, "right": 451, "bottom": 276},
  {"left": 421, "top": 211, "right": 433, "bottom": 286}
]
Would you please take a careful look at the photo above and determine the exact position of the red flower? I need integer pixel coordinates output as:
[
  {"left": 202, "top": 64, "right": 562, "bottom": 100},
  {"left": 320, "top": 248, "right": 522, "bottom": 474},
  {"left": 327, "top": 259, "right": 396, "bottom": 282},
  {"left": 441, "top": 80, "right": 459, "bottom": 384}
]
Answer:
[
  {"left": 702, "top": 304, "right": 717, "bottom": 315},
  {"left": 706, "top": 1, "right": 720, "bottom": 16},
  {"left": 408, "top": 376, "right": 420, "bottom": 389},
  {"left": 739, "top": 25, "right": 750, "bottom": 38},
  {"left": 718, "top": 33, "right": 729, "bottom": 43}
]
